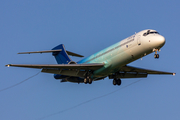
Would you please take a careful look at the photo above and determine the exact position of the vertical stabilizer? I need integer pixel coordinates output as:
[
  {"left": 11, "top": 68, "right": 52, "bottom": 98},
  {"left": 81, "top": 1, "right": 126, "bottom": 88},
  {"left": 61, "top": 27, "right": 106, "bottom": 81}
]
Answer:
[{"left": 52, "top": 44, "right": 71, "bottom": 64}]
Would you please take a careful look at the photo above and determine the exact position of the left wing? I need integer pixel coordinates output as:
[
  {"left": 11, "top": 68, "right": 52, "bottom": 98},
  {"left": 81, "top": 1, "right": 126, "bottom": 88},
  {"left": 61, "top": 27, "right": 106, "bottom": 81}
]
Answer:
[
  {"left": 109, "top": 65, "right": 175, "bottom": 79},
  {"left": 121, "top": 65, "right": 175, "bottom": 75}
]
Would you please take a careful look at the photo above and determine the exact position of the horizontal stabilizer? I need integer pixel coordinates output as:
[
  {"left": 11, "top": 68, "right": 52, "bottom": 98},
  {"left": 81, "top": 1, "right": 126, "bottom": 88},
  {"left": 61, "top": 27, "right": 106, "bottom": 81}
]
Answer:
[
  {"left": 66, "top": 51, "right": 84, "bottom": 57},
  {"left": 18, "top": 49, "right": 84, "bottom": 57},
  {"left": 18, "top": 49, "right": 62, "bottom": 54}
]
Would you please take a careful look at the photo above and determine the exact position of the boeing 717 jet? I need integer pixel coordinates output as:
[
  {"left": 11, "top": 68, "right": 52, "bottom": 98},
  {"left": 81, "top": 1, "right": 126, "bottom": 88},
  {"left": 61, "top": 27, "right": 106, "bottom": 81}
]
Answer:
[{"left": 6, "top": 29, "right": 175, "bottom": 86}]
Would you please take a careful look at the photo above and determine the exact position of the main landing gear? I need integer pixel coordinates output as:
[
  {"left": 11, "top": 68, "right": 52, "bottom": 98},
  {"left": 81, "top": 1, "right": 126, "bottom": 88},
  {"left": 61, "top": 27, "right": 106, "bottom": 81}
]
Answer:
[
  {"left": 84, "top": 76, "right": 92, "bottom": 84},
  {"left": 153, "top": 49, "right": 160, "bottom": 59},
  {"left": 113, "top": 78, "right": 121, "bottom": 86},
  {"left": 84, "top": 71, "right": 93, "bottom": 84}
]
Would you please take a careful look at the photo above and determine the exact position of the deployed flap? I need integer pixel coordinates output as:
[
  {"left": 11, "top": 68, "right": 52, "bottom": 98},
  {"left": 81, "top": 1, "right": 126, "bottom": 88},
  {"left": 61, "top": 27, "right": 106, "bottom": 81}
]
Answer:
[
  {"left": 6, "top": 63, "right": 104, "bottom": 71},
  {"left": 121, "top": 65, "right": 175, "bottom": 75}
]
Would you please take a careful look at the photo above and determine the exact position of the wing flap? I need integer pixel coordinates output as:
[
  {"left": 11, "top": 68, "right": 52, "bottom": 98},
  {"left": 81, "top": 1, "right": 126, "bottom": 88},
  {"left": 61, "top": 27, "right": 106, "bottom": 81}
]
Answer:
[{"left": 41, "top": 68, "right": 86, "bottom": 77}]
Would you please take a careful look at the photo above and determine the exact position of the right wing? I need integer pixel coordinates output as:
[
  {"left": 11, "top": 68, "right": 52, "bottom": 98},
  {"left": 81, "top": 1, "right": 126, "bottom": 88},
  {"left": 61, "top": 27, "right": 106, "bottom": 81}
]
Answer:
[
  {"left": 6, "top": 63, "right": 104, "bottom": 70},
  {"left": 6, "top": 63, "right": 104, "bottom": 77}
]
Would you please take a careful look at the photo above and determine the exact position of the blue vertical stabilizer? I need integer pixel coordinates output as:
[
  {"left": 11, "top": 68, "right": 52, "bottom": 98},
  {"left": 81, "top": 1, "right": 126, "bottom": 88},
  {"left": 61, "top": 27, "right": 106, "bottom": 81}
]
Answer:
[{"left": 52, "top": 44, "right": 71, "bottom": 64}]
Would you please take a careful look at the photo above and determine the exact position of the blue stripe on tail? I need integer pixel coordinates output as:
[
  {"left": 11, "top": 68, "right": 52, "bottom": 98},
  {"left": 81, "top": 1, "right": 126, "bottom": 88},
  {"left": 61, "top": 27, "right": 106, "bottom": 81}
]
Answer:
[{"left": 52, "top": 44, "right": 71, "bottom": 64}]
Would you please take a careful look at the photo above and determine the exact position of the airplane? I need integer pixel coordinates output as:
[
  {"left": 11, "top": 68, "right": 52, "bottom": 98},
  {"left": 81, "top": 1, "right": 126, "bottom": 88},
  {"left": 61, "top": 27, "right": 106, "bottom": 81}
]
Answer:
[{"left": 6, "top": 29, "right": 175, "bottom": 86}]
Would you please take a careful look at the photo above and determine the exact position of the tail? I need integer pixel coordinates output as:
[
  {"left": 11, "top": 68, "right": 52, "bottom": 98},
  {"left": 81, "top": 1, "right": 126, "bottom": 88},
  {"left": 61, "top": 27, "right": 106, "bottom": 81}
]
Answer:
[
  {"left": 17, "top": 44, "right": 84, "bottom": 64},
  {"left": 52, "top": 44, "right": 72, "bottom": 64}
]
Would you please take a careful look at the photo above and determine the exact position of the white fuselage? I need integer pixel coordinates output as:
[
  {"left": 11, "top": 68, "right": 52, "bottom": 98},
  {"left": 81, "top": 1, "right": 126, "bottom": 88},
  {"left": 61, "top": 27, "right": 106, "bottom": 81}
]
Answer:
[{"left": 78, "top": 29, "right": 165, "bottom": 78}]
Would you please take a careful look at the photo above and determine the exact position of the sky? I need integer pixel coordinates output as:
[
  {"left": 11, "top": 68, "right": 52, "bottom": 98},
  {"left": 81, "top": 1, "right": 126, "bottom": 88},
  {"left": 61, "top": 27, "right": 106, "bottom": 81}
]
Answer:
[{"left": 0, "top": 0, "right": 179, "bottom": 120}]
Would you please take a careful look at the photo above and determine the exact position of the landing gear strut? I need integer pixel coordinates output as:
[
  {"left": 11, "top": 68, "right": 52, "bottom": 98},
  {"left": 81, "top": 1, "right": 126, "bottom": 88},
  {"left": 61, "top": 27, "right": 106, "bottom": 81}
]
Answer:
[{"left": 113, "top": 78, "right": 121, "bottom": 86}]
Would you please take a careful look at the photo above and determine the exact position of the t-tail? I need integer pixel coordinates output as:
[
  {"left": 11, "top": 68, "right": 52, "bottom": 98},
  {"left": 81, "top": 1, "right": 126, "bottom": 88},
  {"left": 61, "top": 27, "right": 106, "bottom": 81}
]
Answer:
[
  {"left": 16, "top": 44, "right": 84, "bottom": 81},
  {"left": 52, "top": 44, "right": 72, "bottom": 64},
  {"left": 17, "top": 44, "right": 84, "bottom": 65}
]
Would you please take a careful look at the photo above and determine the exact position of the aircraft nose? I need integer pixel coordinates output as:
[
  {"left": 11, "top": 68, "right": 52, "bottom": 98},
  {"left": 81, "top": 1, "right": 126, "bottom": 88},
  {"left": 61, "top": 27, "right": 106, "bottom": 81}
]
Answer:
[{"left": 157, "top": 35, "right": 166, "bottom": 47}]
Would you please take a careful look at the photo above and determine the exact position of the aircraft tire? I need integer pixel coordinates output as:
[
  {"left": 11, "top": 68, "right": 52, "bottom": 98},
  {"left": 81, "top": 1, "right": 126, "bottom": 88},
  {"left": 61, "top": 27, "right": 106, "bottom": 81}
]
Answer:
[
  {"left": 154, "top": 54, "right": 159, "bottom": 59},
  {"left": 156, "top": 54, "right": 159, "bottom": 58},
  {"left": 89, "top": 78, "right": 92, "bottom": 84},
  {"left": 117, "top": 79, "right": 121, "bottom": 86},
  {"left": 154, "top": 54, "right": 156, "bottom": 58},
  {"left": 84, "top": 78, "right": 88, "bottom": 84},
  {"left": 113, "top": 79, "right": 117, "bottom": 85}
]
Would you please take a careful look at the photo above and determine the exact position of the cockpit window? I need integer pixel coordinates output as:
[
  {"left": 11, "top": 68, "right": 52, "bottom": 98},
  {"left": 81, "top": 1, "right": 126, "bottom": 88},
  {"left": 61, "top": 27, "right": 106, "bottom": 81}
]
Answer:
[
  {"left": 143, "top": 30, "right": 159, "bottom": 36},
  {"left": 150, "top": 32, "right": 159, "bottom": 34}
]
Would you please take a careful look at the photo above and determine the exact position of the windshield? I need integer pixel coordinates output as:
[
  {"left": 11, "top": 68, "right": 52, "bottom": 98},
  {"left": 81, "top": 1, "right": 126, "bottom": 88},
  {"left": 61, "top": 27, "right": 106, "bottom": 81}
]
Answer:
[
  {"left": 143, "top": 30, "right": 159, "bottom": 36},
  {"left": 149, "top": 32, "right": 159, "bottom": 34}
]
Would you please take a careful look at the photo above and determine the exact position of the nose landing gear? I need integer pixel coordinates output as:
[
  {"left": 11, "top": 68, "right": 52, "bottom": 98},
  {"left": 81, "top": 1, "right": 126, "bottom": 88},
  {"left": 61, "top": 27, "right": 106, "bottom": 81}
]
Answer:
[{"left": 153, "top": 49, "right": 160, "bottom": 59}]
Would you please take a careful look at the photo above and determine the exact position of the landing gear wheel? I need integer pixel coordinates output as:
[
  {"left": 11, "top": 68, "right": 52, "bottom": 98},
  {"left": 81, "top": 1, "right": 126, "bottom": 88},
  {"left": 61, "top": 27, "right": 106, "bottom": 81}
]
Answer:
[
  {"left": 84, "top": 76, "right": 93, "bottom": 84},
  {"left": 84, "top": 78, "right": 88, "bottom": 84},
  {"left": 113, "top": 79, "right": 117, "bottom": 85},
  {"left": 154, "top": 54, "right": 156, "bottom": 58},
  {"left": 89, "top": 78, "right": 92, "bottom": 84},
  {"left": 156, "top": 54, "right": 159, "bottom": 58},
  {"left": 113, "top": 79, "right": 121, "bottom": 86},
  {"left": 154, "top": 54, "right": 159, "bottom": 59},
  {"left": 117, "top": 79, "right": 121, "bottom": 86}
]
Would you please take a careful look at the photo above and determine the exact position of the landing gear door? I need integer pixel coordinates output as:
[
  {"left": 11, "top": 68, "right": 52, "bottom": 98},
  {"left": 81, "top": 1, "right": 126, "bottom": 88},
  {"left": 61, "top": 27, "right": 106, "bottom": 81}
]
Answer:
[{"left": 137, "top": 35, "right": 141, "bottom": 45}]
